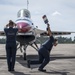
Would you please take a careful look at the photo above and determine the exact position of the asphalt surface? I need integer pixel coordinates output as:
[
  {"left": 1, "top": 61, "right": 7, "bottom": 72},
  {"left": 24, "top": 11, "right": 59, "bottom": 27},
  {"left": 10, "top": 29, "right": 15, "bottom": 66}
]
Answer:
[{"left": 0, "top": 44, "right": 75, "bottom": 75}]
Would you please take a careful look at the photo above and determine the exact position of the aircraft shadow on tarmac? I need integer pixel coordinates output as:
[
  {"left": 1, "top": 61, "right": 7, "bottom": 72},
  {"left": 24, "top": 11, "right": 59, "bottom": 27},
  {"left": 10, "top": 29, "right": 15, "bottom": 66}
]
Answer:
[
  {"left": 16, "top": 54, "right": 75, "bottom": 69},
  {"left": 16, "top": 56, "right": 70, "bottom": 75}
]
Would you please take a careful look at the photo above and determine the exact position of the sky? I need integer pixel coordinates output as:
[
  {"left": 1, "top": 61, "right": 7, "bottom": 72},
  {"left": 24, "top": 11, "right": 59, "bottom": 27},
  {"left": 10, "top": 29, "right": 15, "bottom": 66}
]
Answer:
[{"left": 0, "top": 0, "right": 75, "bottom": 39}]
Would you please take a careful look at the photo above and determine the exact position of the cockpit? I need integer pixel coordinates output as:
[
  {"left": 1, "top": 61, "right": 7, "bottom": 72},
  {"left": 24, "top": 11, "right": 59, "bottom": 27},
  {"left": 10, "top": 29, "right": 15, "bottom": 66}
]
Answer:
[{"left": 17, "top": 9, "right": 31, "bottom": 18}]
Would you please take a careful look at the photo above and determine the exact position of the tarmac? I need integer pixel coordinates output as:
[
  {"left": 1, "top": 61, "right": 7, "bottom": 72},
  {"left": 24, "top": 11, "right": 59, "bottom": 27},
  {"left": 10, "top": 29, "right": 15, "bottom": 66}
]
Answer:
[{"left": 0, "top": 44, "right": 75, "bottom": 75}]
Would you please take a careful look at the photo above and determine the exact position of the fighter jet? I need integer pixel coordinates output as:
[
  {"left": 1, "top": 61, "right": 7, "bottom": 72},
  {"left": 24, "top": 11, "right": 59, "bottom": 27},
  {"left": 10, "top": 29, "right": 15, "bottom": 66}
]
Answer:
[{"left": 0, "top": 9, "right": 74, "bottom": 60}]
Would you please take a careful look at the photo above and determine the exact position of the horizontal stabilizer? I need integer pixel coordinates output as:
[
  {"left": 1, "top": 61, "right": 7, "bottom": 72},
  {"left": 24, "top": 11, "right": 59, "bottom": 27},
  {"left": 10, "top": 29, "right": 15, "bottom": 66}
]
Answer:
[{"left": 40, "top": 31, "right": 75, "bottom": 36}]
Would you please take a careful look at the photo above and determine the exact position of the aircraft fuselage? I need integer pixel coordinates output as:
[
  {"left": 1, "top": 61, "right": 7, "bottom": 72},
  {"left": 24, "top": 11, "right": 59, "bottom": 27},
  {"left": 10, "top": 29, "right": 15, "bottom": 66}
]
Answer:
[{"left": 15, "top": 9, "right": 36, "bottom": 44}]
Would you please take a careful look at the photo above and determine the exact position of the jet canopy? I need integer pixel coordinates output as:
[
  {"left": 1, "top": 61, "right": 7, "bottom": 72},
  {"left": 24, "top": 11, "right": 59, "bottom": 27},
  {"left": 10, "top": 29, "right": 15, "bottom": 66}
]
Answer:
[{"left": 17, "top": 9, "right": 31, "bottom": 18}]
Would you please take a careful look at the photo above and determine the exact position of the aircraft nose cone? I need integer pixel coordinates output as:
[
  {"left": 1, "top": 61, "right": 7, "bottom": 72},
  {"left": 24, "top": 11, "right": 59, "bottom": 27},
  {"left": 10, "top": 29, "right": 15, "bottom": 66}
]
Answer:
[{"left": 17, "top": 22, "right": 31, "bottom": 33}]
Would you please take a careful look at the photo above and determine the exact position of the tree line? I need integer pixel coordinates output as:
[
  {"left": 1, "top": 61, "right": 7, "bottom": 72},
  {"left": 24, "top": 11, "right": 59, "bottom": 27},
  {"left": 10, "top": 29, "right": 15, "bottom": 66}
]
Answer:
[
  {"left": 0, "top": 36, "right": 75, "bottom": 44},
  {"left": 36, "top": 36, "right": 75, "bottom": 44}
]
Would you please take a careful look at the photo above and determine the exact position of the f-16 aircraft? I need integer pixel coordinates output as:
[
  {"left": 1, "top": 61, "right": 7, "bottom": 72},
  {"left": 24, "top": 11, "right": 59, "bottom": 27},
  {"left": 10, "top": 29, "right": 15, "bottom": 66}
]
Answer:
[{"left": 0, "top": 9, "right": 74, "bottom": 60}]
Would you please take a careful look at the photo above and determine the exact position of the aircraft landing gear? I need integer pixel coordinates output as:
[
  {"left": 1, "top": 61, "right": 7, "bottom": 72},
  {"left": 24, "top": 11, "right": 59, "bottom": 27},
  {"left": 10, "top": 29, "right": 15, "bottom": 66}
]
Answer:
[
  {"left": 17, "top": 43, "right": 28, "bottom": 60},
  {"left": 23, "top": 45, "right": 27, "bottom": 60},
  {"left": 24, "top": 53, "right": 26, "bottom": 60}
]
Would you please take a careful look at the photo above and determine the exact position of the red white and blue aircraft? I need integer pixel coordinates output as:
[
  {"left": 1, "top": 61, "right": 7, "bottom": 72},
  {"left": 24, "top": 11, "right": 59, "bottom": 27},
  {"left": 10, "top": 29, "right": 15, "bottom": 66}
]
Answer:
[{"left": 0, "top": 9, "right": 74, "bottom": 60}]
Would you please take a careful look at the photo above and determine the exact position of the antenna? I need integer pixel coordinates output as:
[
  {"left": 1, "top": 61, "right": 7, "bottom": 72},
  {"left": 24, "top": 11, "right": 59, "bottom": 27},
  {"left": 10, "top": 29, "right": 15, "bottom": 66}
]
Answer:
[{"left": 27, "top": 0, "right": 29, "bottom": 9}]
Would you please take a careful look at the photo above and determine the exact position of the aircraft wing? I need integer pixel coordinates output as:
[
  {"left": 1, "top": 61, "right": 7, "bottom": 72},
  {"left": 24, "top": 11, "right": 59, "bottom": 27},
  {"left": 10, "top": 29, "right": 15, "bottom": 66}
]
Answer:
[
  {"left": 35, "top": 28, "right": 75, "bottom": 36},
  {"left": 0, "top": 29, "right": 75, "bottom": 36},
  {"left": 0, "top": 31, "right": 5, "bottom": 36}
]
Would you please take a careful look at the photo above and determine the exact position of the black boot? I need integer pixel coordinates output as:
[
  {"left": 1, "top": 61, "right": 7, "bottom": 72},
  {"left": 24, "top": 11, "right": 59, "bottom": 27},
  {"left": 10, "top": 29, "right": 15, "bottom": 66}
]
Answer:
[{"left": 38, "top": 68, "right": 46, "bottom": 72}]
